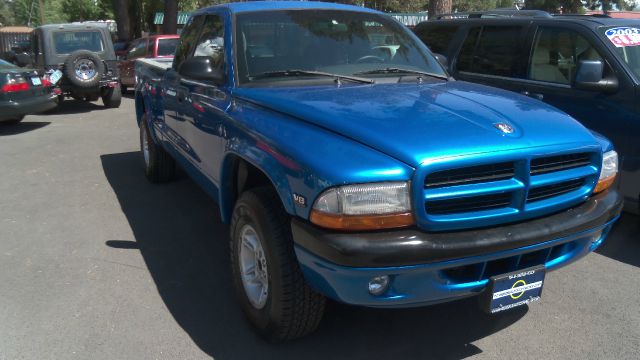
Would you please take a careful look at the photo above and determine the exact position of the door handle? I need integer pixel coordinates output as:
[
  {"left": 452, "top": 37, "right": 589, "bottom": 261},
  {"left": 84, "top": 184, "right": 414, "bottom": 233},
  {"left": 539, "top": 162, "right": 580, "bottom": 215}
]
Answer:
[{"left": 521, "top": 91, "right": 544, "bottom": 101}]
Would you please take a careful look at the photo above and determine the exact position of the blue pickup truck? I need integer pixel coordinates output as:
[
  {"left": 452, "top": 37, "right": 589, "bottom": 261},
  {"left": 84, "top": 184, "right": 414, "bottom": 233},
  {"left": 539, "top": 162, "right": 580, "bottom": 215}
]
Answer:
[{"left": 135, "top": 2, "right": 622, "bottom": 341}]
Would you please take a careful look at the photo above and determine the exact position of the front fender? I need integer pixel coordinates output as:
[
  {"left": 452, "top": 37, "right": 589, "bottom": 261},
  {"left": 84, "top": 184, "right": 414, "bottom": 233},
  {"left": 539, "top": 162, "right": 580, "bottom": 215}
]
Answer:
[{"left": 218, "top": 98, "right": 415, "bottom": 223}]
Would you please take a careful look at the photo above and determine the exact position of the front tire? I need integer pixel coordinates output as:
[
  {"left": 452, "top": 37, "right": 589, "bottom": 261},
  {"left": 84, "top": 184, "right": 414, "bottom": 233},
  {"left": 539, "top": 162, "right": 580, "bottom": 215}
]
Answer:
[
  {"left": 230, "top": 187, "right": 326, "bottom": 342},
  {"left": 139, "top": 118, "right": 175, "bottom": 183}
]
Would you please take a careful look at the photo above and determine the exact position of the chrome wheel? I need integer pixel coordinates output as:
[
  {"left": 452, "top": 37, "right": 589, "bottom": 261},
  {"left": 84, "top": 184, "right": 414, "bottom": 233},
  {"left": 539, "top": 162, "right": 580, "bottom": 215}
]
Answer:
[
  {"left": 75, "top": 59, "right": 97, "bottom": 80},
  {"left": 239, "top": 224, "right": 269, "bottom": 309},
  {"left": 141, "top": 125, "right": 150, "bottom": 167}
]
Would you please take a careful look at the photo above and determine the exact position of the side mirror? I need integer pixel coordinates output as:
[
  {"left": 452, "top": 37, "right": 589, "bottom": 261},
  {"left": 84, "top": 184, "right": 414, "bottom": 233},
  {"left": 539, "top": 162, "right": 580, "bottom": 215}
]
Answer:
[
  {"left": 574, "top": 59, "right": 618, "bottom": 93},
  {"left": 433, "top": 53, "right": 449, "bottom": 69},
  {"left": 179, "top": 56, "right": 225, "bottom": 85}
]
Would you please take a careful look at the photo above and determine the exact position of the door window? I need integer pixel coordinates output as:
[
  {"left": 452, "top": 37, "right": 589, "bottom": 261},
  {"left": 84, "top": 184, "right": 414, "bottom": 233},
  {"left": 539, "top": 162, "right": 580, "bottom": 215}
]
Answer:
[
  {"left": 173, "top": 15, "right": 206, "bottom": 70},
  {"left": 529, "top": 27, "right": 603, "bottom": 85},
  {"left": 193, "top": 15, "right": 225, "bottom": 70},
  {"left": 457, "top": 26, "right": 523, "bottom": 77},
  {"left": 415, "top": 25, "right": 459, "bottom": 54}
]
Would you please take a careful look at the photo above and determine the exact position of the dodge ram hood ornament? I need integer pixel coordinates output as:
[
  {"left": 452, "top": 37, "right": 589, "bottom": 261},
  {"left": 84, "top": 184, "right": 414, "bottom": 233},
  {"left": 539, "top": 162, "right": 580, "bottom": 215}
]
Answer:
[{"left": 494, "top": 123, "right": 514, "bottom": 134}]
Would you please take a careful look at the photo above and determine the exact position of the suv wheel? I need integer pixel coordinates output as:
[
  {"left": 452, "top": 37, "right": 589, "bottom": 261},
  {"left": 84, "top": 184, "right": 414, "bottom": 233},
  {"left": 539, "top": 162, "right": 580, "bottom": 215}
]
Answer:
[
  {"left": 102, "top": 86, "right": 122, "bottom": 108},
  {"left": 63, "top": 50, "right": 104, "bottom": 89},
  {"left": 230, "top": 187, "right": 326, "bottom": 342}
]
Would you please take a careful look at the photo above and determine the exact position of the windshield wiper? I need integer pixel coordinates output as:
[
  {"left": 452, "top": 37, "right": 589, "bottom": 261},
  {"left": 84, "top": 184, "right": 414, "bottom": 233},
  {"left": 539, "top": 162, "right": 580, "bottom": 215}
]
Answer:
[
  {"left": 354, "top": 67, "right": 448, "bottom": 80},
  {"left": 250, "top": 69, "right": 375, "bottom": 84}
]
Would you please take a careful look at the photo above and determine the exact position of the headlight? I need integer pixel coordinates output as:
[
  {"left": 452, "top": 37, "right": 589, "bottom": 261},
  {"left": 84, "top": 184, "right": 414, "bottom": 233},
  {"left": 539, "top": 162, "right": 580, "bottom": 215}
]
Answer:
[
  {"left": 594, "top": 150, "right": 618, "bottom": 194},
  {"left": 310, "top": 182, "right": 413, "bottom": 231}
]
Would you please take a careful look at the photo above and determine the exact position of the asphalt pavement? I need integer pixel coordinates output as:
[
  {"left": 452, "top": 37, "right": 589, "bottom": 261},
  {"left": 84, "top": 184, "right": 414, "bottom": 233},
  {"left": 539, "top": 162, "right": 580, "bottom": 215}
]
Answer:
[{"left": 0, "top": 96, "right": 638, "bottom": 360}]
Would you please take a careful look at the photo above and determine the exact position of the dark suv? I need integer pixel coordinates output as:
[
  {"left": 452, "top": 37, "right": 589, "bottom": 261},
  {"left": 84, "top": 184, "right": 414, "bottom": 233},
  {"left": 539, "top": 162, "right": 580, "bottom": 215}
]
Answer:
[
  {"left": 31, "top": 24, "right": 121, "bottom": 108},
  {"left": 414, "top": 10, "right": 640, "bottom": 213}
]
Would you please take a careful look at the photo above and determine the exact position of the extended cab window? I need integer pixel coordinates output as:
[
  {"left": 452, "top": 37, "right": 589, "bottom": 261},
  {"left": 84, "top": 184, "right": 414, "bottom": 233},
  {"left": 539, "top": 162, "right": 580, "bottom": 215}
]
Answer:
[
  {"left": 415, "top": 25, "right": 458, "bottom": 54},
  {"left": 457, "top": 26, "right": 523, "bottom": 77},
  {"left": 193, "top": 15, "right": 224, "bottom": 69},
  {"left": 529, "top": 27, "right": 603, "bottom": 85},
  {"left": 53, "top": 31, "right": 104, "bottom": 54},
  {"left": 173, "top": 15, "right": 205, "bottom": 70}
]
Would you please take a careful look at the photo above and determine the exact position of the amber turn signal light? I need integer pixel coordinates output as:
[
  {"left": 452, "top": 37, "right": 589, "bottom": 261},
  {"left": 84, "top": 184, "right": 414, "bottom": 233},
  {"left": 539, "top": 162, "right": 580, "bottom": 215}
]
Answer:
[
  {"left": 309, "top": 210, "right": 414, "bottom": 231},
  {"left": 593, "top": 175, "right": 616, "bottom": 194}
]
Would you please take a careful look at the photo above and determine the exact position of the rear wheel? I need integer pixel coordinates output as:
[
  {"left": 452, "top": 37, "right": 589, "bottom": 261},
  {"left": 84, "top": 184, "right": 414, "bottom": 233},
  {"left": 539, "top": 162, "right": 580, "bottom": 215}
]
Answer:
[
  {"left": 230, "top": 187, "right": 326, "bottom": 342},
  {"left": 102, "top": 86, "right": 122, "bottom": 108},
  {"left": 139, "top": 117, "right": 175, "bottom": 183}
]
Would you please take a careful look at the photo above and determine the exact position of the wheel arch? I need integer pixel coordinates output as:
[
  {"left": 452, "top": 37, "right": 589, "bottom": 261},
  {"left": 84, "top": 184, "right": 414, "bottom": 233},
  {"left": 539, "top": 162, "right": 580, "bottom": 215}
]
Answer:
[{"left": 219, "top": 152, "right": 295, "bottom": 224}]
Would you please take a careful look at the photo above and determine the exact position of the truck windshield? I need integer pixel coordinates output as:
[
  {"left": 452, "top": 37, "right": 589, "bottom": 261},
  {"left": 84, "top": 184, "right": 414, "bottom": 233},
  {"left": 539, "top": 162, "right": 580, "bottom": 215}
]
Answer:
[
  {"left": 601, "top": 26, "right": 640, "bottom": 80},
  {"left": 235, "top": 10, "right": 445, "bottom": 84},
  {"left": 53, "top": 31, "right": 104, "bottom": 54}
]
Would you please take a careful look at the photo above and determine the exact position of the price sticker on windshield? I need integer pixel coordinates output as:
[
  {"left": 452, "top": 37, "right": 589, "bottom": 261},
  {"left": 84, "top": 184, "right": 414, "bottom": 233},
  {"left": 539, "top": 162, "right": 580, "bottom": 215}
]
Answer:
[{"left": 605, "top": 27, "right": 640, "bottom": 47}]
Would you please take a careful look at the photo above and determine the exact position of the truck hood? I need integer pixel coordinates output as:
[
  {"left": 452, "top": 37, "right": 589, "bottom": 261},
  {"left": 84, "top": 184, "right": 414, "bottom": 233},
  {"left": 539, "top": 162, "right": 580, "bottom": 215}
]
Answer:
[{"left": 233, "top": 81, "right": 597, "bottom": 167}]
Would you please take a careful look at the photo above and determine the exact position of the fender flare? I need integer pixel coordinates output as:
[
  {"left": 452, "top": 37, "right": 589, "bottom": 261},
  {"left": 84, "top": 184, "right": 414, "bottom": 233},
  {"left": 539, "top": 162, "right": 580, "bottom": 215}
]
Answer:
[{"left": 218, "top": 147, "right": 297, "bottom": 224}]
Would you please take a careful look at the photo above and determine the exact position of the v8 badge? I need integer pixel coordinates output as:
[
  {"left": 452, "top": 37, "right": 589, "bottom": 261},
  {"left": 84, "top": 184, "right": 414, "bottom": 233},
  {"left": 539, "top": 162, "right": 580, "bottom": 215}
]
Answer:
[{"left": 293, "top": 193, "right": 307, "bottom": 207}]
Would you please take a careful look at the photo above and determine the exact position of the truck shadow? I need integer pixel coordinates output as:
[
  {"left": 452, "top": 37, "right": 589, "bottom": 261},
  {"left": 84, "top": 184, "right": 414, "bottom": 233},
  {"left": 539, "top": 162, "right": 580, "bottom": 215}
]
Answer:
[
  {"left": 596, "top": 213, "right": 640, "bottom": 268},
  {"left": 0, "top": 121, "right": 50, "bottom": 136},
  {"left": 50, "top": 99, "right": 108, "bottom": 115},
  {"left": 101, "top": 151, "right": 528, "bottom": 360}
]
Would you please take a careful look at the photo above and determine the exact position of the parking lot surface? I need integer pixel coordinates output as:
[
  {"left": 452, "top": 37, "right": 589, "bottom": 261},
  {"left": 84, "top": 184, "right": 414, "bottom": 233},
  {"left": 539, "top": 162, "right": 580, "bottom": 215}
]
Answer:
[{"left": 0, "top": 97, "right": 638, "bottom": 360}]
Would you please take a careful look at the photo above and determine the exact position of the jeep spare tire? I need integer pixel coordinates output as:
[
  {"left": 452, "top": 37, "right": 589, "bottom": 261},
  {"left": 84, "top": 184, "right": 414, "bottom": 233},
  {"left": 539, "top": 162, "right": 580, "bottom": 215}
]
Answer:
[{"left": 63, "top": 50, "right": 104, "bottom": 89}]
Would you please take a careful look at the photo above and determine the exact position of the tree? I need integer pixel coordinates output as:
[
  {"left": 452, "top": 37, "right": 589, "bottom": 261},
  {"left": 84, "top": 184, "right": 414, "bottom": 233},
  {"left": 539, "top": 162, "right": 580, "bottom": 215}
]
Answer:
[
  {"left": 0, "top": 0, "right": 15, "bottom": 26},
  {"left": 112, "top": 0, "right": 131, "bottom": 40},
  {"left": 429, "top": 0, "right": 452, "bottom": 18},
  {"left": 163, "top": 0, "right": 177, "bottom": 34},
  {"left": 584, "top": 0, "right": 637, "bottom": 13}
]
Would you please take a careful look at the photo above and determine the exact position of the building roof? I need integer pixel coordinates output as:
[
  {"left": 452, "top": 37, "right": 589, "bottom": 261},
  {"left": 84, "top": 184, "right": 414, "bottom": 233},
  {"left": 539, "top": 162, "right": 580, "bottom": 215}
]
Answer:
[
  {"left": 153, "top": 12, "right": 192, "bottom": 25},
  {"left": 585, "top": 10, "right": 640, "bottom": 19},
  {"left": 0, "top": 26, "right": 33, "bottom": 33}
]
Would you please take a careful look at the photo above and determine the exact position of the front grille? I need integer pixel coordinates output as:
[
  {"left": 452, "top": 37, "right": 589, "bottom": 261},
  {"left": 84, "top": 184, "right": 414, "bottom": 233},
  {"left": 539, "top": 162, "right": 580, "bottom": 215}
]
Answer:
[
  {"left": 419, "top": 151, "right": 598, "bottom": 230},
  {"left": 426, "top": 192, "right": 512, "bottom": 215},
  {"left": 530, "top": 153, "right": 591, "bottom": 175},
  {"left": 425, "top": 162, "right": 514, "bottom": 188},
  {"left": 527, "top": 179, "right": 584, "bottom": 203}
]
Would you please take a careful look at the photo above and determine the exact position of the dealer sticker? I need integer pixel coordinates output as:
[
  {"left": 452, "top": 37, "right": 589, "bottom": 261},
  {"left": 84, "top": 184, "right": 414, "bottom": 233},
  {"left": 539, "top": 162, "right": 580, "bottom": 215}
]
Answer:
[{"left": 605, "top": 27, "right": 640, "bottom": 47}]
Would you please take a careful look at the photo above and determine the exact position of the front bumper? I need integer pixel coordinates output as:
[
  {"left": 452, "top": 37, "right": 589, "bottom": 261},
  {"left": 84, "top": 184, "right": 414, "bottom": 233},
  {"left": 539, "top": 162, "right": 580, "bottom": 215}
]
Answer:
[
  {"left": 0, "top": 93, "right": 57, "bottom": 121},
  {"left": 292, "top": 190, "right": 622, "bottom": 307}
]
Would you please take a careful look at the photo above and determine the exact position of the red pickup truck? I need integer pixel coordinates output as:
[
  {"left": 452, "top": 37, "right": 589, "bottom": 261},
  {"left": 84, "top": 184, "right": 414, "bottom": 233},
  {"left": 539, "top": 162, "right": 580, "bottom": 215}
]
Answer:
[{"left": 118, "top": 35, "right": 179, "bottom": 92}]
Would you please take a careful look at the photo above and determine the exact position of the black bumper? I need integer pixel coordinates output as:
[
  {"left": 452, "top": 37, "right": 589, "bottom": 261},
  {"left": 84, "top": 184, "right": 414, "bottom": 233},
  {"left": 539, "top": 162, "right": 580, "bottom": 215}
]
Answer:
[
  {"left": 291, "top": 189, "right": 623, "bottom": 268},
  {"left": 0, "top": 94, "right": 57, "bottom": 121}
]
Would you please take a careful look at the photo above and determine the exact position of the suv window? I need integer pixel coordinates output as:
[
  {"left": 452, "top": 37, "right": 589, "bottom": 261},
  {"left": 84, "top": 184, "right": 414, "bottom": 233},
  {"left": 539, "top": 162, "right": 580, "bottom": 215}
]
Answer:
[
  {"left": 193, "top": 15, "right": 224, "bottom": 70},
  {"left": 529, "top": 27, "right": 603, "bottom": 85},
  {"left": 415, "top": 25, "right": 458, "bottom": 54},
  {"left": 173, "top": 15, "right": 205, "bottom": 70},
  {"left": 53, "top": 31, "right": 104, "bottom": 54},
  {"left": 457, "top": 26, "right": 523, "bottom": 77}
]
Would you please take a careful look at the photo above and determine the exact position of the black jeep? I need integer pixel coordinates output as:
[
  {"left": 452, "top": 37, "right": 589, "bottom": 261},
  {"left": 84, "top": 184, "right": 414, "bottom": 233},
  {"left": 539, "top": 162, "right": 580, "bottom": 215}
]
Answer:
[{"left": 31, "top": 24, "right": 121, "bottom": 108}]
